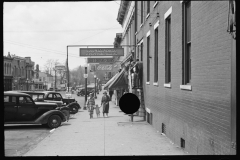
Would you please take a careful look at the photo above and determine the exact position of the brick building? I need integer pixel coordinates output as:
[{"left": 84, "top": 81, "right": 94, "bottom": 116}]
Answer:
[{"left": 116, "top": 1, "right": 236, "bottom": 155}]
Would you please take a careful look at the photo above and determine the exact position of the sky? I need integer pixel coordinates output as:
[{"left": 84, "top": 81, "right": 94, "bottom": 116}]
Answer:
[{"left": 3, "top": 1, "right": 123, "bottom": 71}]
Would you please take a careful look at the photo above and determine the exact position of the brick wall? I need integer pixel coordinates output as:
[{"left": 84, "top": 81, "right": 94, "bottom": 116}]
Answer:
[{"left": 136, "top": 1, "right": 233, "bottom": 155}]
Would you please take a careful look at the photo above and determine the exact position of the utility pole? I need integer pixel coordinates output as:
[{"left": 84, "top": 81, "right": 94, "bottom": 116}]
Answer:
[
  {"left": 67, "top": 46, "right": 69, "bottom": 92},
  {"left": 83, "top": 66, "right": 87, "bottom": 110},
  {"left": 55, "top": 69, "right": 56, "bottom": 92}
]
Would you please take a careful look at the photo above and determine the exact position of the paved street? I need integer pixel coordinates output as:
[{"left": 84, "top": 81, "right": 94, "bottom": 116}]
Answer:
[{"left": 22, "top": 89, "right": 188, "bottom": 156}]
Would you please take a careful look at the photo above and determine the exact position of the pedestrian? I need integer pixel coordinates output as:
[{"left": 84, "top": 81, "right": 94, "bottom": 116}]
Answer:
[
  {"left": 101, "top": 90, "right": 110, "bottom": 118},
  {"left": 109, "top": 90, "right": 114, "bottom": 101},
  {"left": 86, "top": 93, "right": 95, "bottom": 119},
  {"left": 95, "top": 104, "right": 101, "bottom": 117}
]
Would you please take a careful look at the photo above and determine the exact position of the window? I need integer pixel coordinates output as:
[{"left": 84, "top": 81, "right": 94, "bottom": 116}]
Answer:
[
  {"left": 147, "top": 33, "right": 150, "bottom": 82},
  {"left": 165, "top": 15, "right": 171, "bottom": 83},
  {"left": 4, "top": 96, "right": 9, "bottom": 102},
  {"left": 183, "top": 1, "right": 191, "bottom": 84},
  {"left": 25, "top": 97, "right": 33, "bottom": 104},
  {"left": 46, "top": 93, "right": 53, "bottom": 100},
  {"left": 147, "top": 1, "right": 150, "bottom": 15},
  {"left": 140, "top": 42, "right": 143, "bottom": 61},
  {"left": 12, "top": 96, "right": 17, "bottom": 103},
  {"left": 19, "top": 97, "right": 26, "bottom": 104},
  {"left": 141, "top": 1, "right": 143, "bottom": 24},
  {"left": 154, "top": 27, "right": 158, "bottom": 83},
  {"left": 135, "top": 1, "right": 138, "bottom": 33}
]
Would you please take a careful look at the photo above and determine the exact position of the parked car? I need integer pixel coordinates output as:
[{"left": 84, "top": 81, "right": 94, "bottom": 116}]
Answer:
[
  {"left": 4, "top": 92, "right": 66, "bottom": 128},
  {"left": 48, "top": 87, "right": 54, "bottom": 91},
  {"left": 77, "top": 87, "right": 95, "bottom": 96},
  {"left": 12, "top": 91, "right": 80, "bottom": 114}
]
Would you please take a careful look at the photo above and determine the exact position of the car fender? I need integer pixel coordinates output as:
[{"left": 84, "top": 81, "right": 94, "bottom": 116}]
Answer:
[{"left": 35, "top": 110, "right": 66, "bottom": 124}]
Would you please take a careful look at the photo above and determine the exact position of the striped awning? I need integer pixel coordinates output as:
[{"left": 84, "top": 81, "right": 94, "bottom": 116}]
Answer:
[
  {"left": 108, "top": 69, "right": 128, "bottom": 90},
  {"left": 103, "top": 73, "right": 119, "bottom": 90},
  {"left": 120, "top": 53, "right": 133, "bottom": 66}
]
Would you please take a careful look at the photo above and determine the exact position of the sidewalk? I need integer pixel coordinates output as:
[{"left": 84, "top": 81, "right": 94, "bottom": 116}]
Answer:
[{"left": 23, "top": 90, "right": 188, "bottom": 156}]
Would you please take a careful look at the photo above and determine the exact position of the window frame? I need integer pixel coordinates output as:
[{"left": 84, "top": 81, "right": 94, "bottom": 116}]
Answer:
[
  {"left": 146, "top": 31, "right": 151, "bottom": 83},
  {"left": 182, "top": 1, "right": 191, "bottom": 86},
  {"left": 141, "top": 1, "right": 144, "bottom": 25},
  {"left": 154, "top": 26, "right": 158, "bottom": 83},
  {"left": 165, "top": 15, "right": 171, "bottom": 84}
]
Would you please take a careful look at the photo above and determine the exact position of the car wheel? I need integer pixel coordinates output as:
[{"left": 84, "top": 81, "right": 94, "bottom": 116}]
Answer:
[
  {"left": 47, "top": 115, "right": 62, "bottom": 129},
  {"left": 70, "top": 105, "right": 78, "bottom": 114}
]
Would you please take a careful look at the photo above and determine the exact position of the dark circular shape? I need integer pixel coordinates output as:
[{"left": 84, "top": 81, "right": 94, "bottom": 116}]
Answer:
[
  {"left": 119, "top": 93, "right": 140, "bottom": 114},
  {"left": 47, "top": 115, "right": 61, "bottom": 129},
  {"left": 70, "top": 105, "right": 78, "bottom": 114}
]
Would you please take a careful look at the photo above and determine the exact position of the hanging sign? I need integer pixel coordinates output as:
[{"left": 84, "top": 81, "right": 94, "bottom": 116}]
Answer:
[
  {"left": 96, "top": 64, "right": 113, "bottom": 71},
  {"left": 87, "top": 58, "right": 114, "bottom": 63},
  {"left": 80, "top": 48, "right": 124, "bottom": 56}
]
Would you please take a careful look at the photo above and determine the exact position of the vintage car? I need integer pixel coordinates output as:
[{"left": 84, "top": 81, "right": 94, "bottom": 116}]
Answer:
[
  {"left": 4, "top": 92, "right": 67, "bottom": 128},
  {"left": 77, "top": 87, "right": 95, "bottom": 96},
  {"left": 17, "top": 91, "right": 80, "bottom": 114}
]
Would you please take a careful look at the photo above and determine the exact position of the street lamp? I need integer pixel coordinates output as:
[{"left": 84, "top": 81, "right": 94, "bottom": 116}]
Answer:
[
  {"left": 97, "top": 78, "right": 99, "bottom": 94},
  {"left": 94, "top": 75, "right": 97, "bottom": 99},
  {"left": 26, "top": 78, "right": 29, "bottom": 91},
  {"left": 83, "top": 65, "right": 88, "bottom": 110}
]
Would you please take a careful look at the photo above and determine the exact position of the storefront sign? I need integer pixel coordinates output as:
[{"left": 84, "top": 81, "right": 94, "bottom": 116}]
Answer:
[
  {"left": 80, "top": 48, "right": 124, "bottom": 56},
  {"left": 55, "top": 65, "right": 66, "bottom": 71},
  {"left": 96, "top": 64, "right": 113, "bottom": 71},
  {"left": 87, "top": 58, "right": 114, "bottom": 63}
]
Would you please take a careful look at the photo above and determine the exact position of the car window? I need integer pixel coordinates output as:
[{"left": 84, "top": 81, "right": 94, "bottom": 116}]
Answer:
[
  {"left": 19, "top": 97, "right": 26, "bottom": 104},
  {"left": 4, "top": 96, "right": 9, "bottom": 102},
  {"left": 12, "top": 96, "right": 17, "bottom": 103},
  {"left": 55, "top": 94, "right": 61, "bottom": 98},
  {"left": 25, "top": 96, "right": 34, "bottom": 104},
  {"left": 47, "top": 93, "right": 53, "bottom": 99},
  {"left": 32, "top": 95, "right": 38, "bottom": 100}
]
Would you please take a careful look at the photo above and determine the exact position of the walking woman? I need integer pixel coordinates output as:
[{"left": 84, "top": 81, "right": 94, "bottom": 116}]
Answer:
[
  {"left": 86, "top": 93, "right": 95, "bottom": 119},
  {"left": 101, "top": 90, "right": 110, "bottom": 117}
]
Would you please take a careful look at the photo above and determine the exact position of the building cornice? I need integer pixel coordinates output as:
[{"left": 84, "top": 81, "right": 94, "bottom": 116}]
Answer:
[{"left": 117, "top": 1, "right": 130, "bottom": 25}]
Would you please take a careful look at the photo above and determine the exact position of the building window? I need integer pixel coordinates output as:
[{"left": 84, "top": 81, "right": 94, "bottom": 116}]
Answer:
[
  {"left": 147, "top": 1, "right": 150, "bottom": 14},
  {"left": 140, "top": 42, "right": 143, "bottom": 62},
  {"left": 135, "top": 1, "right": 138, "bottom": 33},
  {"left": 183, "top": 1, "right": 191, "bottom": 84},
  {"left": 165, "top": 15, "right": 171, "bottom": 83},
  {"left": 141, "top": 1, "right": 143, "bottom": 24},
  {"left": 154, "top": 27, "right": 158, "bottom": 83},
  {"left": 147, "top": 33, "right": 150, "bottom": 82}
]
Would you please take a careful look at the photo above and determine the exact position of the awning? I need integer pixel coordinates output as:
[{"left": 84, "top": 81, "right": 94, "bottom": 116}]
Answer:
[
  {"left": 120, "top": 53, "right": 133, "bottom": 66},
  {"left": 108, "top": 69, "right": 128, "bottom": 90},
  {"left": 103, "top": 73, "right": 119, "bottom": 90}
]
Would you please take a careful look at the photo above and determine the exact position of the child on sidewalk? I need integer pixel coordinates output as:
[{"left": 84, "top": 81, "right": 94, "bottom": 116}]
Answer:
[{"left": 95, "top": 104, "right": 101, "bottom": 118}]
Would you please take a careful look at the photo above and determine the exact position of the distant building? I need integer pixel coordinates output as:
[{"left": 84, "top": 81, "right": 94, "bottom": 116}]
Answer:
[{"left": 4, "top": 52, "right": 13, "bottom": 91}]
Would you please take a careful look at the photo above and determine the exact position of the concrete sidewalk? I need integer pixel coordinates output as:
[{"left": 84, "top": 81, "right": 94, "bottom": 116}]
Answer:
[{"left": 23, "top": 90, "right": 188, "bottom": 156}]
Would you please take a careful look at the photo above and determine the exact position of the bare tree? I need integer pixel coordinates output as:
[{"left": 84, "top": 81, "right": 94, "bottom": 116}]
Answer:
[{"left": 43, "top": 59, "right": 60, "bottom": 75}]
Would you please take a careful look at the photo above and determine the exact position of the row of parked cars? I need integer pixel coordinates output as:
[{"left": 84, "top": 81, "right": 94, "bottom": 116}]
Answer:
[{"left": 4, "top": 90, "right": 81, "bottom": 129}]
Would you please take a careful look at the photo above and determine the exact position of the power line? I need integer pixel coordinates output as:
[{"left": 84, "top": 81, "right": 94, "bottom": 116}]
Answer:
[
  {"left": 4, "top": 40, "right": 80, "bottom": 58},
  {"left": 4, "top": 27, "right": 121, "bottom": 33}
]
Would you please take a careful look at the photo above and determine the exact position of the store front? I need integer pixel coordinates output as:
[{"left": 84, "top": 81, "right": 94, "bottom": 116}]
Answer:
[{"left": 4, "top": 76, "right": 13, "bottom": 91}]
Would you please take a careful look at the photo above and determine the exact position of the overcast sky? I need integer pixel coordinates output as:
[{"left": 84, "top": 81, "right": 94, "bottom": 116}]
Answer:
[{"left": 3, "top": 1, "right": 123, "bottom": 70}]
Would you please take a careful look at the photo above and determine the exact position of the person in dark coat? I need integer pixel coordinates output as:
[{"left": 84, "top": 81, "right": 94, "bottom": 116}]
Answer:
[
  {"left": 109, "top": 90, "right": 114, "bottom": 101},
  {"left": 101, "top": 90, "right": 110, "bottom": 117}
]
